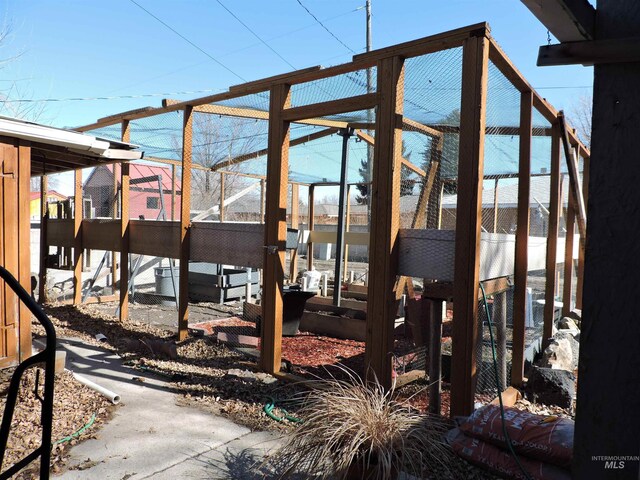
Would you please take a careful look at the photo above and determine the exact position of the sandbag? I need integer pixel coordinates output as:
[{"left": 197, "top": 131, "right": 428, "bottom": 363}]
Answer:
[
  {"left": 447, "top": 428, "right": 571, "bottom": 480},
  {"left": 459, "top": 405, "right": 573, "bottom": 468}
]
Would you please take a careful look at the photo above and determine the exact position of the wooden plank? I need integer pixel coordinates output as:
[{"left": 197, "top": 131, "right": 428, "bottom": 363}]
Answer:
[
  {"left": 308, "top": 230, "right": 369, "bottom": 246},
  {"left": 365, "top": 55, "right": 405, "bottom": 390},
  {"left": 260, "top": 83, "right": 291, "bottom": 374},
  {"left": 356, "top": 129, "right": 427, "bottom": 177},
  {"left": 39, "top": 175, "right": 48, "bottom": 303},
  {"left": 428, "top": 299, "right": 443, "bottom": 414},
  {"left": 73, "top": 169, "right": 83, "bottom": 305},
  {"left": 290, "top": 183, "right": 299, "bottom": 283},
  {"left": 512, "top": 90, "right": 533, "bottom": 387},
  {"left": 111, "top": 162, "right": 118, "bottom": 294},
  {"left": 229, "top": 65, "right": 322, "bottom": 93},
  {"left": 0, "top": 143, "right": 5, "bottom": 358},
  {"left": 354, "top": 22, "right": 488, "bottom": 63},
  {"left": 119, "top": 121, "right": 131, "bottom": 322},
  {"left": 130, "top": 220, "right": 181, "bottom": 258},
  {"left": 411, "top": 138, "right": 442, "bottom": 230},
  {"left": 281, "top": 93, "right": 378, "bottom": 123},
  {"left": 450, "top": 35, "right": 489, "bottom": 418},
  {"left": 563, "top": 190, "right": 576, "bottom": 316},
  {"left": 17, "top": 142, "right": 31, "bottom": 360},
  {"left": 82, "top": 219, "right": 121, "bottom": 252},
  {"left": 307, "top": 185, "right": 314, "bottom": 271},
  {"left": 558, "top": 112, "right": 587, "bottom": 237},
  {"left": 402, "top": 117, "right": 443, "bottom": 139},
  {"left": 538, "top": 36, "right": 640, "bottom": 67},
  {"left": 195, "top": 103, "right": 347, "bottom": 129},
  {"left": 212, "top": 128, "right": 338, "bottom": 171},
  {"left": 178, "top": 106, "right": 194, "bottom": 341},
  {"left": 543, "top": 124, "right": 562, "bottom": 350},
  {"left": 521, "top": 0, "right": 595, "bottom": 42}
]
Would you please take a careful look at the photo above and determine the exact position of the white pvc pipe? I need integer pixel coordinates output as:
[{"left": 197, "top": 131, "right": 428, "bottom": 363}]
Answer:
[{"left": 69, "top": 370, "right": 121, "bottom": 404}]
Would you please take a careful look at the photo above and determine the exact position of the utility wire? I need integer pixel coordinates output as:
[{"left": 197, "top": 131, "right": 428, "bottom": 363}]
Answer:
[
  {"left": 0, "top": 89, "right": 223, "bottom": 104},
  {"left": 294, "top": 0, "right": 358, "bottom": 54},
  {"left": 214, "top": 0, "right": 297, "bottom": 70},
  {"left": 128, "top": 0, "right": 246, "bottom": 82}
]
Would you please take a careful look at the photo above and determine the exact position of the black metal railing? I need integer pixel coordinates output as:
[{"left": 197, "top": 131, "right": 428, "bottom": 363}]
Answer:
[{"left": 0, "top": 266, "right": 56, "bottom": 480}]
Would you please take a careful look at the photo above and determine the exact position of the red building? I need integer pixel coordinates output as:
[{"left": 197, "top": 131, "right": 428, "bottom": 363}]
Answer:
[{"left": 84, "top": 164, "right": 181, "bottom": 220}]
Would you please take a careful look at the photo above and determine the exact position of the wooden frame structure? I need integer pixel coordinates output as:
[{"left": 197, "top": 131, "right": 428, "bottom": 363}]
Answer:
[{"left": 39, "top": 23, "right": 590, "bottom": 417}]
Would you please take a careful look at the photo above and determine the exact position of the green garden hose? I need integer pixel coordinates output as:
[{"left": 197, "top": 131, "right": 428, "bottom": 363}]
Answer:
[
  {"left": 263, "top": 397, "right": 302, "bottom": 423},
  {"left": 53, "top": 413, "right": 97, "bottom": 445}
]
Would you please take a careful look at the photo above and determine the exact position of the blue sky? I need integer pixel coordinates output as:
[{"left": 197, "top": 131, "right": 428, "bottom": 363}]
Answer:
[{"left": 2, "top": 0, "right": 592, "bottom": 128}]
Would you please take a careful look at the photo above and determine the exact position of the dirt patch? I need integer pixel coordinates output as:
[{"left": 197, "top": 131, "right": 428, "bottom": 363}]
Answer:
[{"left": 0, "top": 368, "right": 113, "bottom": 479}]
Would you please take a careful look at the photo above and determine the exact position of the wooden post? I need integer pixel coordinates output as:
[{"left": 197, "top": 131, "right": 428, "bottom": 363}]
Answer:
[
  {"left": 290, "top": 183, "right": 299, "bottom": 283},
  {"left": 111, "top": 162, "right": 119, "bottom": 290},
  {"left": 365, "top": 55, "right": 404, "bottom": 390},
  {"left": 428, "top": 299, "right": 443, "bottom": 414},
  {"left": 219, "top": 172, "right": 225, "bottom": 222},
  {"left": 39, "top": 175, "right": 48, "bottom": 303},
  {"left": 178, "top": 106, "right": 194, "bottom": 341},
  {"left": 119, "top": 121, "right": 131, "bottom": 322},
  {"left": 494, "top": 290, "right": 508, "bottom": 391},
  {"left": 562, "top": 189, "right": 576, "bottom": 316},
  {"left": 450, "top": 34, "right": 489, "bottom": 417},
  {"left": 307, "top": 185, "right": 315, "bottom": 271},
  {"left": 343, "top": 184, "right": 351, "bottom": 281},
  {"left": 575, "top": 155, "right": 588, "bottom": 310},
  {"left": 542, "top": 123, "right": 562, "bottom": 348},
  {"left": 17, "top": 142, "right": 31, "bottom": 360},
  {"left": 260, "top": 83, "right": 291, "bottom": 374},
  {"left": 573, "top": 3, "right": 640, "bottom": 474},
  {"left": 511, "top": 90, "right": 532, "bottom": 387},
  {"left": 73, "top": 169, "right": 83, "bottom": 305},
  {"left": 260, "top": 178, "right": 266, "bottom": 223}
]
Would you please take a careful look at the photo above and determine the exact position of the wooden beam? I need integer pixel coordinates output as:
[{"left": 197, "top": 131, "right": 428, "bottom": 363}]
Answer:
[
  {"left": 356, "top": 129, "right": 427, "bottom": 177},
  {"left": 228, "top": 65, "right": 323, "bottom": 93},
  {"left": 111, "top": 161, "right": 118, "bottom": 296},
  {"left": 543, "top": 123, "right": 562, "bottom": 350},
  {"left": 178, "top": 106, "right": 193, "bottom": 341},
  {"left": 520, "top": 0, "right": 595, "bottom": 42},
  {"left": 354, "top": 22, "right": 488, "bottom": 63},
  {"left": 402, "top": 117, "right": 443, "bottom": 139},
  {"left": 211, "top": 127, "right": 338, "bottom": 171},
  {"left": 411, "top": 137, "right": 442, "bottom": 229},
  {"left": 281, "top": 93, "right": 378, "bottom": 123},
  {"left": 73, "top": 169, "right": 83, "bottom": 305},
  {"left": 558, "top": 112, "right": 587, "bottom": 237},
  {"left": 290, "top": 183, "right": 299, "bottom": 283},
  {"left": 119, "top": 121, "right": 131, "bottom": 322},
  {"left": 575, "top": 155, "right": 588, "bottom": 310},
  {"left": 511, "top": 90, "right": 533, "bottom": 387},
  {"left": 450, "top": 35, "right": 489, "bottom": 417},
  {"left": 307, "top": 185, "right": 315, "bottom": 271},
  {"left": 365, "top": 55, "right": 405, "bottom": 391},
  {"left": 563, "top": 190, "right": 576, "bottom": 317},
  {"left": 260, "top": 83, "right": 291, "bottom": 374},
  {"left": 343, "top": 184, "right": 351, "bottom": 282},
  {"left": 538, "top": 37, "right": 640, "bottom": 67},
  {"left": 39, "top": 175, "right": 48, "bottom": 303}
]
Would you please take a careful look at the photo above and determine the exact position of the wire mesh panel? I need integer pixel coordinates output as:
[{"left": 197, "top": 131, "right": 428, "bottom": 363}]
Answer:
[{"left": 474, "top": 59, "right": 522, "bottom": 395}]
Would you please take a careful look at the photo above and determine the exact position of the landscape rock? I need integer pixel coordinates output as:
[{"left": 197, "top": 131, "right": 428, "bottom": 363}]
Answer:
[
  {"left": 554, "top": 331, "right": 580, "bottom": 369},
  {"left": 540, "top": 337, "right": 573, "bottom": 371},
  {"left": 526, "top": 366, "right": 575, "bottom": 409},
  {"left": 558, "top": 316, "right": 579, "bottom": 332}
]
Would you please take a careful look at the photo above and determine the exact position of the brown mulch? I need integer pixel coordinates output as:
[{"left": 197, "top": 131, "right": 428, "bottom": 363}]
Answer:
[{"left": 0, "top": 368, "right": 113, "bottom": 479}]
